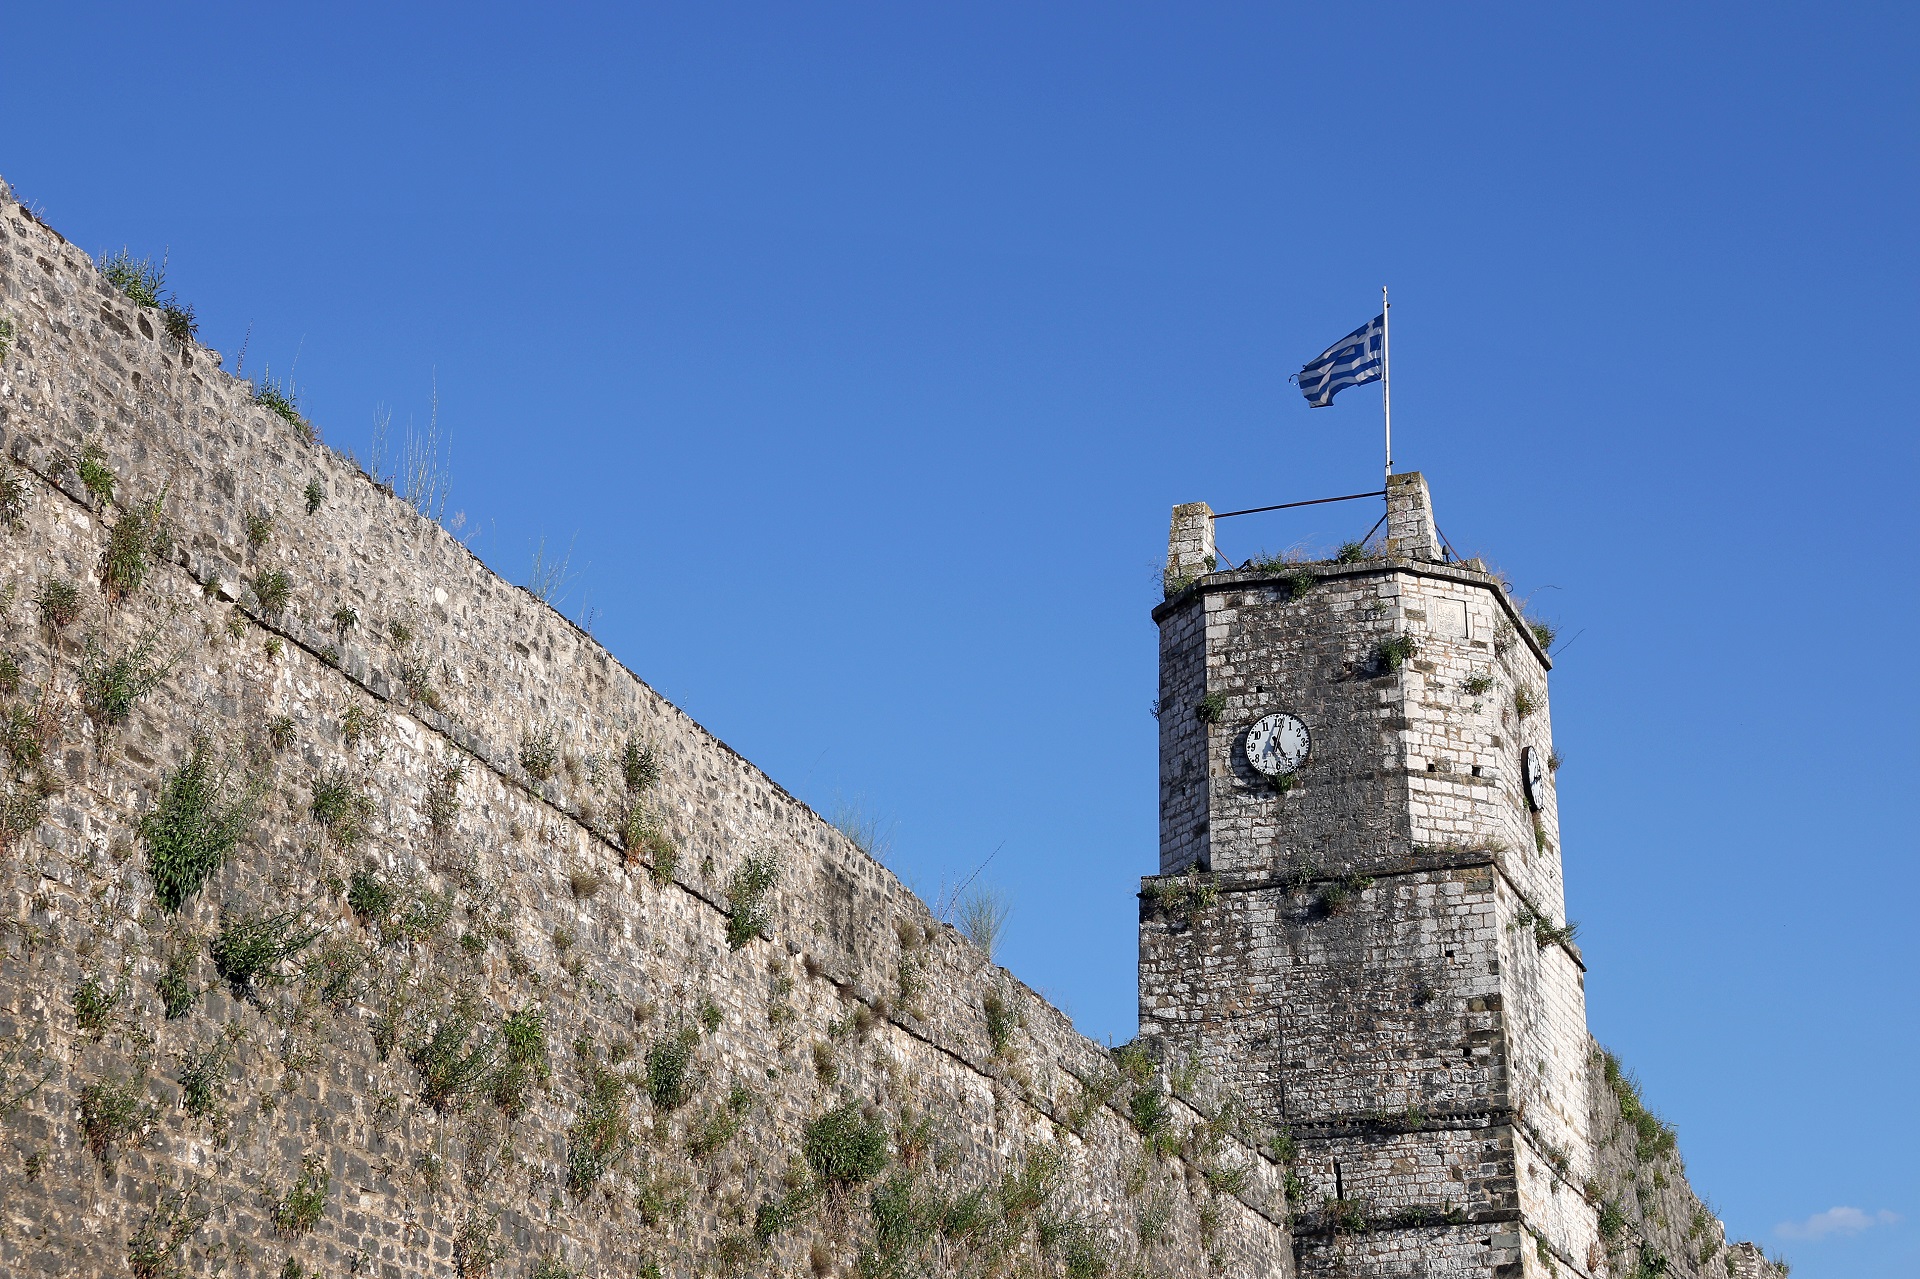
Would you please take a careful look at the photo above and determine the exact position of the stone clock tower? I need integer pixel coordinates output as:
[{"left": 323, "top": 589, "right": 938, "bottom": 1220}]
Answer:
[{"left": 1140, "top": 474, "right": 1601, "bottom": 1277}]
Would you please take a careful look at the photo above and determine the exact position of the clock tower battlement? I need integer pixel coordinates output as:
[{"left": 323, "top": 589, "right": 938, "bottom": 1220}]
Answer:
[{"left": 1141, "top": 475, "right": 1600, "bottom": 1277}]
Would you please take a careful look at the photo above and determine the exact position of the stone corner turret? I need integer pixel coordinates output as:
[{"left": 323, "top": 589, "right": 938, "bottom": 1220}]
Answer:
[
  {"left": 1383, "top": 470, "right": 1439, "bottom": 561},
  {"left": 1165, "top": 501, "right": 1217, "bottom": 586}
]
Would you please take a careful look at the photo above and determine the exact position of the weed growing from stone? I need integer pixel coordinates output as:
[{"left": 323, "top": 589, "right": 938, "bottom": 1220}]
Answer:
[
  {"left": 74, "top": 441, "right": 116, "bottom": 505},
  {"left": 1195, "top": 691, "right": 1227, "bottom": 724},
  {"left": 622, "top": 736, "right": 660, "bottom": 792},
  {"left": 103, "top": 494, "right": 169, "bottom": 602},
  {"left": 157, "top": 943, "right": 199, "bottom": 1018},
  {"left": 177, "top": 1037, "right": 235, "bottom": 1119},
  {"left": 983, "top": 985, "right": 1021, "bottom": 1058},
  {"left": 804, "top": 1102, "right": 890, "bottom": 1188},
  {"left": 251, "top": 568, "right": 292, "bottom": 617},
  {"left": 530, "top": 1257, "right": 573, "bottom": 1279},
  {"left": 36, "top": 575, "right": 82, "bottom": 630},
  {"left": 427, "top": 758, "right": 464, "bottom": 833},
  {"left": 1527, "top": 616, "right": 1557, "bottom": 650},
  {"left": 159, "top": 297, "right": 197, "bottom": 344},
  {"left": 567, "top": 1064, "right": 633, "bottom": 1195},
  {"left": 1373, "top": 633, "right": 1418, "bottom": 672},
  {"left": 125, "top": 1183, "right": 212, "bottom": 1279},
  {"left": 726, "top": 854, "right": 779, "bottom": 949},
  {"left": 100, "top": 248, "right": 166, "bottom": 307},
  {"left": 1000, "top": 1142, "right": 1064, "bottom": 1221},
  {"left": 305, "top": 935, "right": 375, "bottom": 1006},
  {"left": 957, "top": 886, "right": 1010, "bottom": 961},
  {"left": 645, "top": 1027, "right": 700, "bottom": 1111},
  {"left": 79, "top": 1073, "right": 154, "bottom": 1168},
  {"left": 0, "top": 698, "right": 53, "bottom": 770},
  {"left": 311, "top": 771, "right": 374, "bottom": 848},
  {"left": 687, "top": 1083, "right": 753, "bottom": 1158},
  {"left": 452, "top": 1209, "right": 503, "bottom": 1278},
  {"left": 0, "top": 316, "right": 11, "bottom": 365},
  {"left": 492, "top": 1007, "right": 550, "bottom": 1116},
  {"left": 210, "top": 908, "right": 323, "bottom": 993},
  {"left": 73, "top": 973, "right": 123, "bottom": 1038},
  {"left": 398, "top": 652, "right": 442, "bottom": 711},
  {"left": 1335, "top": 540, "right": 1369, "bottom": 563},
  {"left": 568, "top": 866, "right": 602, "bottom": 899},
  {"left": 82, "top": 623, "right": 179, "bottom": 728},
  {"left": 143, "top": 745, "right": 257, "bottom": 911},
  {"left": 253, "top": 369, "right": 310, "bottom": 440},
  {"left": 347, "top": 867, "right": 398, "bottom": 937},
  {"left": 1514, "top": 901, "right": 1579, "bottom": 951},
  {"left": 409, "top": 1002, "right": 502, "bottom": 1111},
  {"left": 519, "top": 726, "right": 558, "bottom": 782},
  {"left": 244, "top": 509, "right": 275, "bottom": 550},
  {"left": 303, "top": 478, "right": 325, "bottom": 514},
  {"left": 272, "top": 1155, "right": 329, "bottom": 1234},
  {"left": 1462, "top": 672, "right": 1495, "bottom": 696},
  {"left": 0, "top": 462, "right": 25, "bottom": 530},
  {"left": 339, "top": 701, "right": 374, "bottom": 749}
]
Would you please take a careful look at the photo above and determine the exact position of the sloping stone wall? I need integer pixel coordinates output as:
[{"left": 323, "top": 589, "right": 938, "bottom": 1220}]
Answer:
[{"left": 0, "top": 182, "right": 1290, "bottom": 1278}]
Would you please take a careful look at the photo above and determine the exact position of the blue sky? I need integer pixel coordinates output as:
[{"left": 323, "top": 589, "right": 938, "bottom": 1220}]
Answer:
[{"left": 6, "top": 4, "right": 1915, "bottom": 1272}]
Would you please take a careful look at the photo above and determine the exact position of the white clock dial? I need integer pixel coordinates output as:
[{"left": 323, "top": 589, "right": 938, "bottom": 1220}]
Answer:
[
  {"left": 1246, "top": 712, "right": 1310, "bottom": 776},
  {"left": 1522, "top": 745, "right": 1547, "bottom": 811}
]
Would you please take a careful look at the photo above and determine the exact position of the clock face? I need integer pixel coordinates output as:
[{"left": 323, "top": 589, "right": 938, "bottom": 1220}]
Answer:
[
  {"left": 1522, "top": 745, "right": 1547, "bottom": 811},
  {"left": 1246, "top": 713, "right": 1310, "bottom": 776}
]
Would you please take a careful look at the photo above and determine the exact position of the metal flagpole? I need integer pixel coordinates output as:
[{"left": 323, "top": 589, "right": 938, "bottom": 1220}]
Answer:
[{"left": 1381, "top": 285, "right": 1392, "bottom": 484}]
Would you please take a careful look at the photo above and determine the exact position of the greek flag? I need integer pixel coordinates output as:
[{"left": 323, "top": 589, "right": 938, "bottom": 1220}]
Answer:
[{"left": 1295, "top": 314, "right": 1384, "bottom": 408}]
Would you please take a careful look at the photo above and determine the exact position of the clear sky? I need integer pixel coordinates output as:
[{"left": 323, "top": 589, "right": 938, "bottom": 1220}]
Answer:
[{"left": 6, "top": 4, "right": 1915, "bottom": 1273}]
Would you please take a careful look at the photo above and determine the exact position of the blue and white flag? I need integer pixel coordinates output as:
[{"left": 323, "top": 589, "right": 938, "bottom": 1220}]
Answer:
[{"left": 1295, "top": 314, "right": 1384, "bottom": 408}]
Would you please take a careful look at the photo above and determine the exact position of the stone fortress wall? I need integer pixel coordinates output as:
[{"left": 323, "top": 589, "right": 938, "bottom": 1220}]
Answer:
[
  {"left": 0, "top": 180, "right": 1290, "bottom": 1278},
  {"left": 1139, "top": 478, "right": 1782, "bottom": 1279}
]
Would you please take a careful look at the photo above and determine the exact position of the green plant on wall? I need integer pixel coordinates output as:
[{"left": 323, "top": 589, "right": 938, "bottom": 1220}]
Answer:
[
  {"left": 125, "top": 1180, "right": 211, "bottom": 1279},
  {"left": 100, "top": 248, "right": 166, "bottom": 308},
  {"left": 251, "top": 568, "right": 292, "bottom": 618},
  {"left": 803, "top": 1101, "right": 890, "bottom": 1188},
  {"left": 726, "top": 854, "right": 779, "bottom": 949},
  {"left": 1373, "top": 633, "right": 1419, "bottom": 671},
  {"left": 622, "top": 735, "right": 660, "bottom": 792},
  {"left": 143, "top": 744, "right": 258, "bottom": 912},
  {"left": 0, "top": 460, "right": 26, "bottom": 530},
  {"left": 36, "top": 575, "right": 83, "bottom": 631},
  {"left": 178, "top": 1036, "right": 236, "bottom": 1120},
  {"left": 272, "top": 1155, "right": 329, "bottom": 1235},
  {"left": 566, "top": 1064, "right": 633, "bottom": 1195},
  {"left": 73, "top": 441, "right": 116, "bottom": 505},
  {"left": 210, "top": 908, "right": 323, "bottom": 994},
  {"left": 81, "top": 622, "right": 180, "bottom": 729},
  {"left": 253, "top": 368, "right": 311, "bottom": 440},
  {"left": 79, "top": 1074, "right": 154, "bottom": 1169},
  {"left": 310, "top": 771, "right": 374, "bottom": 848},
  {"left": 491, "top": 1007, "right": 551, "bottom": 1116},
  {"left": 102, "top": 492, "right": 170, "bottom": 602},
  {"left": 407, "top": 999, "right": 505, "bottom": 1111},
  {"left": 73, "top": 973, "right": 124, "bottom": 1038},
  {"left": 645, "top": 1026, "right": 700, "bottom": 1111},
  {"left": 519, "top": 726, "right": 559, "bottom": 781}
]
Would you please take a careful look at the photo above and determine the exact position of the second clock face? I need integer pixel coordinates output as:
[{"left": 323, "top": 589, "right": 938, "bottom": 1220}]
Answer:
[
  {"left": 1522, "top": 745, "right": 1547, "bottom": 811},
  {"left": 1246, "top": 712, "right": 1310, "bottom": 776}
]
